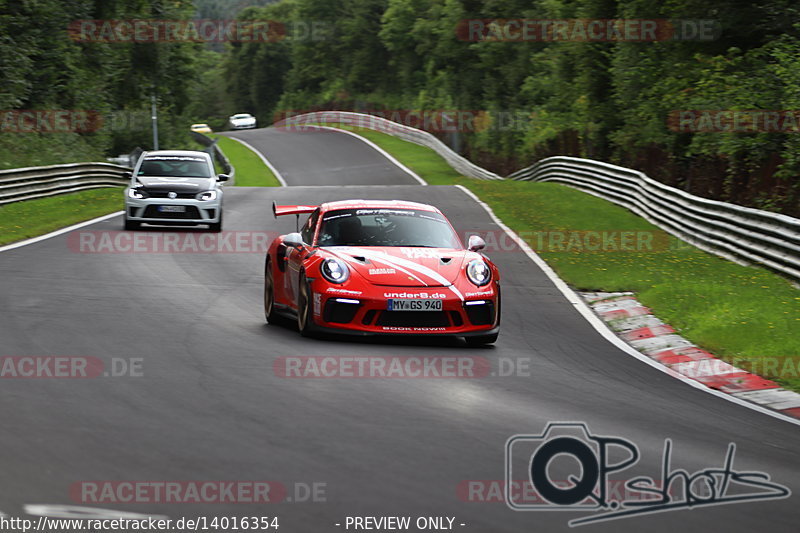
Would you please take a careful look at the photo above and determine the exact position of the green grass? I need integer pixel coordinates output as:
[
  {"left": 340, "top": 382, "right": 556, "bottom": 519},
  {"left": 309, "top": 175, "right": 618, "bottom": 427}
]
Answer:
[
  {"left": 209, "top": 134, "right": 281, "bottom": 187},
  {"left": 0, "top": 188, "right": 122, "bottom": 246},
  {"left": 324, "top": 123, "right": 800, "bottom": 392}
]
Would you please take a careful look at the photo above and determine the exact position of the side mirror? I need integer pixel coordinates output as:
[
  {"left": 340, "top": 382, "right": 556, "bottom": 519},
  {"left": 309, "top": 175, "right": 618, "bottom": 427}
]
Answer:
[
  {"left": 217, "top": 173, "right": 230, "bottom": 182},
  {"left": 468, "top": 235, "right": 486, "bottom": 252},
  {"left": 283, "top": 232, "right": 304, "bottom": 249},
  {"left": 122, "top": 171, "right": 132, "bottom": 179}
]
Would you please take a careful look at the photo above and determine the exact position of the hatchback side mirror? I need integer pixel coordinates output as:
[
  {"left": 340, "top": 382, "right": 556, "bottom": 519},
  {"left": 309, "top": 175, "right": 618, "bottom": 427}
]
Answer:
[
  {"left": 122, "top": 171, "right": 132, "bottom": 179},
  {"left": 468, "top": 235, "right": 486, "bottom": 252},
  {"left": 217, "top": 173, "right": 230, "bottom": 182}
]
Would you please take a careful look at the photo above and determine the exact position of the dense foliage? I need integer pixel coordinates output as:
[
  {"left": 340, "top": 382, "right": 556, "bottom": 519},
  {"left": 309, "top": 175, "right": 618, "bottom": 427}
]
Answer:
[
  {"left": 2, "top": 0, "right": 798, "bottom": 213},
  {"left": 223, "top": 0, "right": 800, "bottom": 214},
  {"left": 0, "top": 0, "right": 209, "bottom": 168}
]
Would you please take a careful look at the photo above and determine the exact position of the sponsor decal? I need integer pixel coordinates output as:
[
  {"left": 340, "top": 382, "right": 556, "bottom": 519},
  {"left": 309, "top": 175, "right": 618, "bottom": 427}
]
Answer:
[
  {"left": 325, "top": 288, "right": 362, "bottom": 295},
  {"left": 312, "top": 293, "right": 322, "bottom": 316},
  {"left": 368, "top": 268, "right": 396, "bottom": 275},
  {"left": 383, "top": 292, "right": 446, "bottom": 299},
  {"left": 380, "top": 326, "right": 448, "bottom": 332},
  {"left": 465, "top": 290, "right": 494, "bottom": 298},
  {"left": 400, "top": 247, "right": 440, "bottom": 259}
]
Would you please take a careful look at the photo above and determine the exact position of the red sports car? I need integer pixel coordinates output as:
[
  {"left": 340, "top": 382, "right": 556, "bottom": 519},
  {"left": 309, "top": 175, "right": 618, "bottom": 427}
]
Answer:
[{"left": 263, "top": 200, "right": 500, "bottom": 345}]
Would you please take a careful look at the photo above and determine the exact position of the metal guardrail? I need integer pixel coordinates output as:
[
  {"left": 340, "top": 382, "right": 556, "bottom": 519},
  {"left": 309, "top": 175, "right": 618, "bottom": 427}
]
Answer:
[
  {"left": 0, "top": 135, "right": 234, "bottom": 207},
  {"left": 509, "top": 156, "right": 800, "bottom": 282},
  {"left": 0, "top": 162, "right": 130, "bottom": 206},
  {"left": 275, "top": 111, "right": 503, "bottom": 181},
  {"left": 191, "top": 131, "right": 235, "bottom": 184}
]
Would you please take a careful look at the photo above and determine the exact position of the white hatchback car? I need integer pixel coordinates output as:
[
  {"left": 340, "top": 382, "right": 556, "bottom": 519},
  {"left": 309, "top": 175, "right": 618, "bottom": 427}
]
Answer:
[
  {"left": 123, "top": 150, "right": 229, "bottom": 231},
  {"left": 228, "top": 113, "right": 257, "bottom": 130}
]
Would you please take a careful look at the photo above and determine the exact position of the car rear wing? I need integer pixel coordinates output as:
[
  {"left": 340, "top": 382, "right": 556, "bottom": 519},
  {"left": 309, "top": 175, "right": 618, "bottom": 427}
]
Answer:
[{"left": 272, "top": 202, "right": 317, "bottom": 218}]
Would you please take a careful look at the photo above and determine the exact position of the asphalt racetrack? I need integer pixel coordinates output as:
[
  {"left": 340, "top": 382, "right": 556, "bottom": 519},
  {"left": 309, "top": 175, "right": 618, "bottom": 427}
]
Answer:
[{"left": 0, "top": 126, "right": 797, "bottom": 532}]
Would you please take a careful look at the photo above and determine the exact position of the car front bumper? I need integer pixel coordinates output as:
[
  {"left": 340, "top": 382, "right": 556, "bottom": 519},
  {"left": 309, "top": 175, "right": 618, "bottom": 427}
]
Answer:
[
  {"left": 308, "top": 281, "right": 500, "bottom": 336},
  {"left": 125, "top": 196, "right": 222, "bottom": 226}
]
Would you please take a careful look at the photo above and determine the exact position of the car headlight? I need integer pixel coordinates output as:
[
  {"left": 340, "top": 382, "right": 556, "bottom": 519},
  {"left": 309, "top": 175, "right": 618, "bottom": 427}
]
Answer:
[
  {"left": 197, "top": 190, "right": 218, "bottom": 201},
  {"left": 127, "top": 188, "right": 147, "bottom": 199},
  {"left": 320, "top": 258, "right": 350, "bottom": 284},
  {"left": 466, "top": 259, "right": 492, "bottom": 286}
]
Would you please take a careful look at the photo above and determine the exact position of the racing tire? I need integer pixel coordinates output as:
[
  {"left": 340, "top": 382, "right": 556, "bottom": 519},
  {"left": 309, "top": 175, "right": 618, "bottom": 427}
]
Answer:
[
  {"left": 297, "top": 272, "right": 316, "bottom": 338},
  {"left": 208, "top": 212, "right": 223, "bottom": 233},
  {"left": 124, "top": 217, "right": 140, "bottom": 231},
  {"left": 264, "top": 257, "right": 281, "bottom": 324}
]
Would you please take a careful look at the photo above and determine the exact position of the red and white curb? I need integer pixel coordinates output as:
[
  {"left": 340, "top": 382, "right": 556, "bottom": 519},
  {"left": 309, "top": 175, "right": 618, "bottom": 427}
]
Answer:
[{"left": 582, "top": 291, "right": 800, "bottom": 420}]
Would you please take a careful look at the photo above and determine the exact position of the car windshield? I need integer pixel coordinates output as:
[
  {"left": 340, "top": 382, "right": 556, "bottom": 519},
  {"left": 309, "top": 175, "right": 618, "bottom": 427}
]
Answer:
[
  {"left": 137, "top": 156, "right": 211, "bottom": 178},
  {"left": 232, "top": 114, "right": 251, "bottom": 119},
  {"left": 317, "top": 208, "right": 461, "bottom": 248}
]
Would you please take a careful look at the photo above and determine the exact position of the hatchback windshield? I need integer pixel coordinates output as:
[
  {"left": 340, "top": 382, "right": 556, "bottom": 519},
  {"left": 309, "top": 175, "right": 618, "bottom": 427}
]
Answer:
[
  {"left": 137, "top": 156, "right": 211, "bottom": 178},
  {"left": 317, "top": 208, "right": 461, "bottom": 248}
]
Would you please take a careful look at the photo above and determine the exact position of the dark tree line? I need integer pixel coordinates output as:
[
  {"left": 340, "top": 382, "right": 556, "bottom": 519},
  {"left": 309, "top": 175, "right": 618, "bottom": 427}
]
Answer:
[
  {"left": 0, "top": 0, "right": 209, "bottom": 167},
  {"left": 223, "top": 0, "right": 800, "bottom": 214}
]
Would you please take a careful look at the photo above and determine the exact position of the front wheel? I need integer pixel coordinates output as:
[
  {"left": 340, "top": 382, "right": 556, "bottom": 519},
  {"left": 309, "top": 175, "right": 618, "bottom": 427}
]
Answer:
[
  {"left": 296, "top": 273, "right": 316, "bottom": 337},
  {"left": 208, "top": 212, "right": 223, "bottom": 232},
  {"left": 124, "top": 217, "right": 140, "bottom": 231},
  {"left": 264, "top": 258, "right": 280, "bottom": 324}
]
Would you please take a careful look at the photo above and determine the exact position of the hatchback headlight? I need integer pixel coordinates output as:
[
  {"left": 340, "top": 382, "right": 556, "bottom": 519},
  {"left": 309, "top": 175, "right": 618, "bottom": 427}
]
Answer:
[
  {"left": 197, "top": 190, "right": 218, "bottom": 201},
  {"left": 320, "top": 258, "right": 350, "bottom": 284},
  {"left": 127, "top": 188, "right": 147, "bottom": 199},
  {"left": 466, "top": 259, "right": 491, "bottom": 286}
]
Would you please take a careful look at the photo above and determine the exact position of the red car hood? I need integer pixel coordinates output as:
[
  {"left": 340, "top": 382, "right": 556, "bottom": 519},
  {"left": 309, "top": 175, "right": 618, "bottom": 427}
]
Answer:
[{"left": 325, "top": 246, "right": 472, "bottom": 287}]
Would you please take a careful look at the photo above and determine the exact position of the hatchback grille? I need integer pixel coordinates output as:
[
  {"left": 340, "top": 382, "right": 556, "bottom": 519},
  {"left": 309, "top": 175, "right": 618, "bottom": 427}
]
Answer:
[{"left": 142, "top": 205, "right": 200, "bottom": 219}]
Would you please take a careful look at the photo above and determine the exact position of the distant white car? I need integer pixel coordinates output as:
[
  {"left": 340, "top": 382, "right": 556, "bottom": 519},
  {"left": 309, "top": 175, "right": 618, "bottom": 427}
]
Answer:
[
  {"left": 228, "top": 113, "right": 257, "bottom": 130},
  {"left": 124, "top": 150, "right": 229, "bottom": 232},
  {"left": 190, "top": 123, "right": 212, "bottom": 133}
]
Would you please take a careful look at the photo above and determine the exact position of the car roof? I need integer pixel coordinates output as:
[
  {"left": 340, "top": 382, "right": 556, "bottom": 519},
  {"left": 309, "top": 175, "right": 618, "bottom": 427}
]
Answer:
[
  {"left": 319, "top": 199, "right": 442, "bottom": 214},
  {"left": 141, "top": 150, "right": 212, "bottom": 160}
]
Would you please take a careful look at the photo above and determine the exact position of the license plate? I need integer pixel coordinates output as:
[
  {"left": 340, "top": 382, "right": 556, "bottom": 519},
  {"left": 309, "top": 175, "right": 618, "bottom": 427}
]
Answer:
[
  {"left": 157, "top": 205, "right": 186, "bottom": 213},
  {"left": 388, "top": 299, "right": 443, "bottom": 311}
]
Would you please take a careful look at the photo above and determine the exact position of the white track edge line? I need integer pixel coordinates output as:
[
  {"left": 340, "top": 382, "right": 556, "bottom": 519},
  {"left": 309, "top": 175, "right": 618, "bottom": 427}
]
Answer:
[
  {"left": 225, "top": 136, "right": 288, "bottom": 187},
  {"left": 0, "top": 211, "right": 123, "bottom": 253},
  {"left": 301, "top": 125, "right": 428, "bottom": 186},
  {"left": 455, "top": 184, "right": 800, "bottom": 427}
]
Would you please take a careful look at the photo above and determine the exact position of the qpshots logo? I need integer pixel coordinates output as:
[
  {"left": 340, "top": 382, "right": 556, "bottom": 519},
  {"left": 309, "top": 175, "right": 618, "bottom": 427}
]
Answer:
[{"left": 505, "top": 422, "right": 791, "bottom": 527}]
